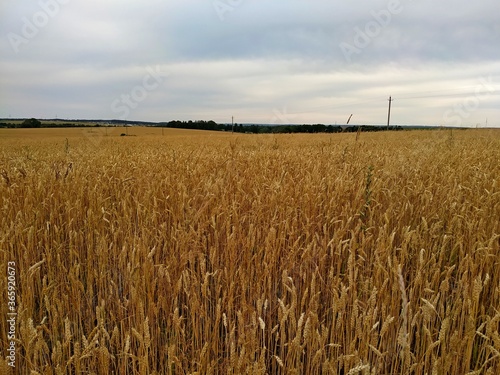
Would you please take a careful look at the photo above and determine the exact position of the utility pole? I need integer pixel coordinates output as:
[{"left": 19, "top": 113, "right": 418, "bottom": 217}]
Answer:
[
  {"left": 387, "top": 96, "right": 393, "bottom": 130},
  {"left": 232, "top": 116, "right": 234, "bottom": 133}
]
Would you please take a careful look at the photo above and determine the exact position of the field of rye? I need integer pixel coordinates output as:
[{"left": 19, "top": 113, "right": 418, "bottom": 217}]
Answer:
[{"left": 0, "top": 128, "right": 499, "bottom": 374}]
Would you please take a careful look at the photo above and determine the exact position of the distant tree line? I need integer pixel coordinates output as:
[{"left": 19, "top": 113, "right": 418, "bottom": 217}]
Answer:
[
  {"left": 0, "top": 118, "right": 405, "bottom": 133},
  {"left": 1, "top": 122, "right": 101, "bottom": 129},
  {"left": 0, "top": 118, "right": 43, "bottom": 128},
  {"left": 160, "top": 120, "right": 223, "bottom": 131},
  {"left": 158, "top": 120, "right": 403, "bottom": 133},
  {"left": 0, "top": 118, "right": 157, "bottom": 128}
]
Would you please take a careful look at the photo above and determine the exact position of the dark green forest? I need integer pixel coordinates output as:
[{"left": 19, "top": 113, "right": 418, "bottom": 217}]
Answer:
[{"left": 160, "top": 120, "right": 403, "bottom": 133}]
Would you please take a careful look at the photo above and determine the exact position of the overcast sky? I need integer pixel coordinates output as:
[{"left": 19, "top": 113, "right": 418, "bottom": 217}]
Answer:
[{"left": 1, "top": 0, "right": 499, "bottom": 126}]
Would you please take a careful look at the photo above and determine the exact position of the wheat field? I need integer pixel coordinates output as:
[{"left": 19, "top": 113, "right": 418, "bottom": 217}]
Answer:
[{"left": 1, "top": 127, "right": 499, "bottom": 374}]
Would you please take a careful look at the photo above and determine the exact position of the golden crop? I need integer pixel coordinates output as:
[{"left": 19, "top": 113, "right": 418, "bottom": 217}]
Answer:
[{"left": 1, "top": 127, "right": 499, "bottom": 374}]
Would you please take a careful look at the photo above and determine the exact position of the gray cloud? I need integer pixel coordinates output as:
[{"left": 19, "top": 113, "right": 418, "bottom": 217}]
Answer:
[{"left": 1, "top": 0, "right": 499, "bottom": 126}]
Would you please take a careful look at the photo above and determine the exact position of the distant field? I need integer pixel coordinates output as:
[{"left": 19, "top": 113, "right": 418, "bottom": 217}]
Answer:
[{"left": 1, "top": 129, "right": 499, "bottom": 374}]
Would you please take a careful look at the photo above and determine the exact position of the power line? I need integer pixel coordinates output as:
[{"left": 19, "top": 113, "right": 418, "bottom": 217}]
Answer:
[{"left": 269, "top": 87, "right": 499, "bottom": 123}]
